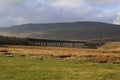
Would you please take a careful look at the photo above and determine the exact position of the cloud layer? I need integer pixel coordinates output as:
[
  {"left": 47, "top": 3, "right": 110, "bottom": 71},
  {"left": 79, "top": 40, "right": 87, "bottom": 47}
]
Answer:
[{"left": 0, "top": 0, "right": 120, "bottom": 27}]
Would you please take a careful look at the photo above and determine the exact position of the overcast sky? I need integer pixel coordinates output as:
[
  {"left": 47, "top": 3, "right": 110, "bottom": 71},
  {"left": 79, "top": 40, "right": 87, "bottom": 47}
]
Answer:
[{"left": 0, "top": 0, "right": 120, "bottom": 27}]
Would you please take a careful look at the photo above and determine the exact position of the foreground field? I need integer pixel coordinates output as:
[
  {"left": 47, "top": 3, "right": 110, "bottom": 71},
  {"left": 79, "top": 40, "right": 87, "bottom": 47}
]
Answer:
[
  {"left": 0, "top": 42, "right": 120, "bottom": 80},
  {"left": 0, "top": 56, "right": 120, "bottom": 80}
]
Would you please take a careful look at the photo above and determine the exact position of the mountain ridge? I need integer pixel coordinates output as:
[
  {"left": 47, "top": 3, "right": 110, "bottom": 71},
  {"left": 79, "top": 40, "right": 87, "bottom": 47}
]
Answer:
[{"left": 0, "top": 21, "right": 120, "bottom": 41}]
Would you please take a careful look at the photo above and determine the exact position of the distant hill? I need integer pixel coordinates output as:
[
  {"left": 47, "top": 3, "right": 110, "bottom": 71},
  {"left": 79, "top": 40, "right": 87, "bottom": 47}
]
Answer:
[{"left": 0, "top": 21, "right": 120, "bottom": 41}]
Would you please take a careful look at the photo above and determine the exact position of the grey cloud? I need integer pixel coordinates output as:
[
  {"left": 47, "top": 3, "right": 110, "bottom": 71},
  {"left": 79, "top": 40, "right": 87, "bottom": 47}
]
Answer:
[
  {"left": 113, "top": 12, "right": 120, "bottom": 25},
  {"left": 0, "top": 0, "right": 120, "bottom": 27}
]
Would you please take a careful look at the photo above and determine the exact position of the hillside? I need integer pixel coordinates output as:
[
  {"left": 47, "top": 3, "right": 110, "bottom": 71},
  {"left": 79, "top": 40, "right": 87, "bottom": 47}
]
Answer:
[
  {"left": 0, "top": 36, "right": 28, "bottom": 45},
  {"left": 0, "top": 22, "right": 120, "bottom": 41}
]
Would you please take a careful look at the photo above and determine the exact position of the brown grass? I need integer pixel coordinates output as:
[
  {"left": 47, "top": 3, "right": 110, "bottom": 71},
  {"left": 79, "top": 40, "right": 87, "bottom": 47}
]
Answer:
[{"left": 0, "top": 42, "right": 120, "bottom": 64}]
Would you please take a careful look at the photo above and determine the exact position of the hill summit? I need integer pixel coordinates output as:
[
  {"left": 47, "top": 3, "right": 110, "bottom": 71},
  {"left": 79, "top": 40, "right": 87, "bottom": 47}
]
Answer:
[{"left": 0, "top": 21, "right": 120, "bottom": 41}]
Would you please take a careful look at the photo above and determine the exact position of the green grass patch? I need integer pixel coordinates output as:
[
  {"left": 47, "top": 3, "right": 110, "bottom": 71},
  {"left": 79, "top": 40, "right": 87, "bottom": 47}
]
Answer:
[{"left": 0, "top": 56, "right": 120, "bottom": 80}]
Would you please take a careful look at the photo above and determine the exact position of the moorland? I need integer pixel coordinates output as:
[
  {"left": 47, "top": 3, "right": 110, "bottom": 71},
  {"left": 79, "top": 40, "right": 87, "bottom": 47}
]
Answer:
[{"left": 0, "top": 42, "right": 120, "bottom": 80}]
